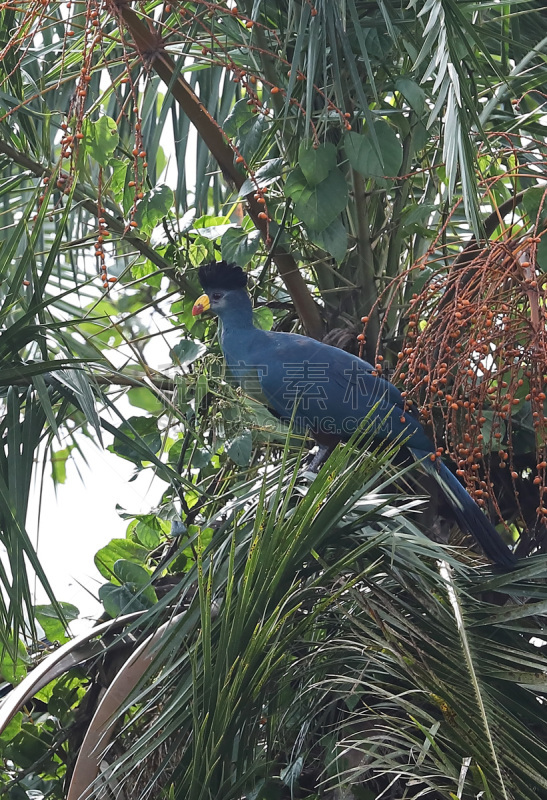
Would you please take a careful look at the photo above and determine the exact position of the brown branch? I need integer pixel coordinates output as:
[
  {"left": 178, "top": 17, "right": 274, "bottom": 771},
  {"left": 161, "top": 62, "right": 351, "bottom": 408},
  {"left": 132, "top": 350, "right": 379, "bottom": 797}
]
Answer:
[
  {"left": 437, "top": 190, "right": 527, "bottom": 314},
  {"left": 351, "top": 169, "right": 380, "bottom": 361},
  {"left": 0, "top": 137, "right": 180, "bottom": 281},
  {"left": 110, "top": 1, "right": 325, "bottom": 339},
  {"left": 452, "top": 190, "right": 526, "bottom": 270},
  {"left": 13, "top": 373, "right": 176, "bottom": 390}
]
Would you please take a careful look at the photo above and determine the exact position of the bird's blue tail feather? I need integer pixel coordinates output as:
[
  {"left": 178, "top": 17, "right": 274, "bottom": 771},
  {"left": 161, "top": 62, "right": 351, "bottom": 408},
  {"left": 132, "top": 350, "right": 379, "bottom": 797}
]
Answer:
[{"left": 412, "top": 449, "right": 517, "bottom": 568}]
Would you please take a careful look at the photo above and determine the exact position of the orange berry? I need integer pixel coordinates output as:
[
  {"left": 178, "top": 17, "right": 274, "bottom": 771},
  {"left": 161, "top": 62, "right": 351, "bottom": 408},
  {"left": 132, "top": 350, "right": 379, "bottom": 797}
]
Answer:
[
  {"left": 236, "top": 156, "right": 244, "bottom": 163},
  {"left": 271, "top": 86, "right": 280, "bottom": 94},
  {"left": 258, "top": 212, "right": 268, "bottom": 219}
]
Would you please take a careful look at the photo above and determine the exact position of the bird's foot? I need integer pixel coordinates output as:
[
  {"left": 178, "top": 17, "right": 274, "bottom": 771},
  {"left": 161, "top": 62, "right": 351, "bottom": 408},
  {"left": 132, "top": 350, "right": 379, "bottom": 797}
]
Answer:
[{"left": 304, "top": 444, "right": 333, "bottom": 474}]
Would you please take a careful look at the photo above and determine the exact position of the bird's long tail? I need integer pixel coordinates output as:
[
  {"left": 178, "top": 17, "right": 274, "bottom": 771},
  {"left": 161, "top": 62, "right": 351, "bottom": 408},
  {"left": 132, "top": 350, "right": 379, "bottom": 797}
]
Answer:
[{"left": 412, "top": 449, "right": 517, "bottom": 568}]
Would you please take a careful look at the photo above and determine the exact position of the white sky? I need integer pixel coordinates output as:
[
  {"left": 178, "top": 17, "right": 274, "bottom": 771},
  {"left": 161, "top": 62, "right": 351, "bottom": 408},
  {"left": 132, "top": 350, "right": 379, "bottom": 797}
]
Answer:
[
  {"left": 25, "top": 80, "right": 196, "bottom": 629},
  {"left": 29, "top": 435, "right": 166, "bottom": 627},
  {"left": 27, "top": 309, "right": 184, "bottom": 629}
]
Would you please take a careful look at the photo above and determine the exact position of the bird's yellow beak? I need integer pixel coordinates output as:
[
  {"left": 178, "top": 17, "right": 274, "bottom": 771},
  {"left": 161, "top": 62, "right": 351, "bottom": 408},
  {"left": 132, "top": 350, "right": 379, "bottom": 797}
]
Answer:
[{"left": 192, "top": 293, "right": 210, "bottom": 316}]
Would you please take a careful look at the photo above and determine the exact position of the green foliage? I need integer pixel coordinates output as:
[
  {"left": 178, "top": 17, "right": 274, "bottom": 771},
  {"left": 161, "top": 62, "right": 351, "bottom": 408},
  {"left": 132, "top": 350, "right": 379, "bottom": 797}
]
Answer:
[
  {"left": 284, "top": 161, "right": 348, "bottom": 229},
  {"left": 135, "top": 185, "right": 174, "bottom": 236},
  {"left": 35, "top": 603, "right": 79, "bottom": 644},
  {"left": 1, "top": 0, "right": 547, "bottom": 797},
  {"left": 94, "top": 538, "right": 150, "bottom": 580},
  {"left": 344, "top": 122, "right": 403, "bottom": 182},
  {"left": 83, "top": 116, "right": 119, "bottom": 167},
  {"left": 109, "top": 416, "right": 162, "bottom": 466}
]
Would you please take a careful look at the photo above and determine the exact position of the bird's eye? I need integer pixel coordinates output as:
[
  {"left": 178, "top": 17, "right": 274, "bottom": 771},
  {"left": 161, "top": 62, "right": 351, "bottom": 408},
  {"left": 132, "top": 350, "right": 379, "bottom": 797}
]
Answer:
[{"left": 211, "top": 292, "right": 222, "bottom": 301}]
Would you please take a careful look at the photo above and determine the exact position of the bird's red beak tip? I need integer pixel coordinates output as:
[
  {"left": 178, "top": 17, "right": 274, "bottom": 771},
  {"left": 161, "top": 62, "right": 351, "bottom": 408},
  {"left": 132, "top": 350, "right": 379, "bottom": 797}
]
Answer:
[{"left": 192, "top": 303, "right": 203, "bottom": 317}]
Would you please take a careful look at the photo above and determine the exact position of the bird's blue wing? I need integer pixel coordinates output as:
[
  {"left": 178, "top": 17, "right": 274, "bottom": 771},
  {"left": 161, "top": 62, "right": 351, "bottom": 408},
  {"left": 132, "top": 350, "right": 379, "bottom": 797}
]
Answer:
[{"left": 245, "top": 332, "right": 432, "bottom": 450}]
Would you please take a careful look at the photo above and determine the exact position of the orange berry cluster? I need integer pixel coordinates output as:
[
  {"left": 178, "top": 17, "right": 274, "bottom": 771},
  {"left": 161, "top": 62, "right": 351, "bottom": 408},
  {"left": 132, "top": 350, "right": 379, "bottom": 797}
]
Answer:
[{"left": 368, "top": 237, "right": 547, "bottom": 523}]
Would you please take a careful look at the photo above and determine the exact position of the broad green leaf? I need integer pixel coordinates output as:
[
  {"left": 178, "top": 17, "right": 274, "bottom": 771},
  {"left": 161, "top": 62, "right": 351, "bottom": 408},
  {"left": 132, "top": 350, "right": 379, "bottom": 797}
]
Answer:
[
  {"left": 4, "top": 725, "right": 51, "bottom": 769},
  {"left": 253, "top": 307, "right": 274, "bottom": 330},
  {"left": 193, "top": 214, "right": 231, "bottom": 228},
  {"left": 345, "top": 120, "right": 403, "bottom": 180},
  {"left": 168, "top": 439, "right": 212, "bottom": 470},
  {"left": 112, "top": 559, "right": 157, "bottom": 604},
  {"left": 395, "top": 77, "right": 426, "bottom": 115},
  {"left": 83, "top": 115, "right": 119, "bottom": 167},
  {"left": 109, "top": 158, "right": 128, "bottom": 203},
  {"left": 110, "top": 416, "right": 161, "bottom": 465},
  {"left": 224, "top": 99, "right": 271, "bottom": 159},
  {"left": 131, "top": 261, "right": 162, "bottom": 289},
  {"left": 0, "top": 638, "right": 30, "bottom": 685},
  {"left": 225, "top": 430, "right": 252, "bottom": 466},
  {"left": 34, "top": 603, "right": 79, "bottom": 644},
  {"left": 50, "top": 444, "right": 75, "bottom": 486},
  {"left": 189, "top": 240, "right": 212, "bottom": 266},
  {"left": 0, "top": 712, "right": 22, "bottom": 747},
  {"left": 285, "top": 167, "right": 348, "bottom": 230},
  {"left": 239, "top": 158, "right": 285, "bottom": 197},
  {"left": 221, "top": 226, "right": 261, "bottom": 265},
  {"left": 223, "top": 98, "right": 254, "bottom": 137},
  {"left": 238, "top": 114, "right": 271, "bottom": 161},
  {"left": 94, "top": 538, "right": 150, "bottom": 581},
  {"left": 135, "top": 185, "right": 174, "bottom": 235},
  {"left": 298, "top": 141, "right": 337, "bottom": 186},
  {"left": 170, "top": 339, "right": 206, "bottom": 368},
  {"left": 307, "top": 216, "right": 348, "bottom": 263},
  {"left": 127, "top": 387, "right": 164, "bottom": 415},
  {"left": 192, "top": 224, "right": 235, "bottom": 240},
  {"left": 99, "top": 583, "right": 150, "bottom": 617},
  {"left": 401, "top": 203, "right": 436, "bottom": 228},
  {"left": 134, "top": 515, "right": 164, "bottom": 548}
]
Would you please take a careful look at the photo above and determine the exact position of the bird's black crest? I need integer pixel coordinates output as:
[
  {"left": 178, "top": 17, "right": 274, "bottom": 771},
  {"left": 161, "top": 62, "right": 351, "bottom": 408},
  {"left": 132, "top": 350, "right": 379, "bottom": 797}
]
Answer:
[{"left": 198, "top": 261, "right": 248, "bottom": 291}]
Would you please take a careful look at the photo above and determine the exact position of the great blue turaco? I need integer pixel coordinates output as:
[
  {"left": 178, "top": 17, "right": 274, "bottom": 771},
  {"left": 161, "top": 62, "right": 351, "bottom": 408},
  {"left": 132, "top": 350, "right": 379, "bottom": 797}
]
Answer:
[{"left": 192, "top": 260, "right": 516, "bottom": 568}]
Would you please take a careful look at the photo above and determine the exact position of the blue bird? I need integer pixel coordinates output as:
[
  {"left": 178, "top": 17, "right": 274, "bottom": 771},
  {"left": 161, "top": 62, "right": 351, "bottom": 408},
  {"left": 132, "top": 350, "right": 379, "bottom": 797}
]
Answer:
[{"left": 192, "top": 261, "right": 516, "bottom": 568}]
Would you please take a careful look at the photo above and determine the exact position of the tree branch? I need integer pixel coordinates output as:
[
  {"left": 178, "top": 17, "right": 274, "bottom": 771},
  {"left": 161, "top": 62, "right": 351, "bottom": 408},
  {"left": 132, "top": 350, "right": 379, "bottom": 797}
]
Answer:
[
  {"left": 110, "top": 1, "right": 325, "bottom": 339},
  {"left": 0, "top": 137, "right": 181, "bottom": 281}
]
